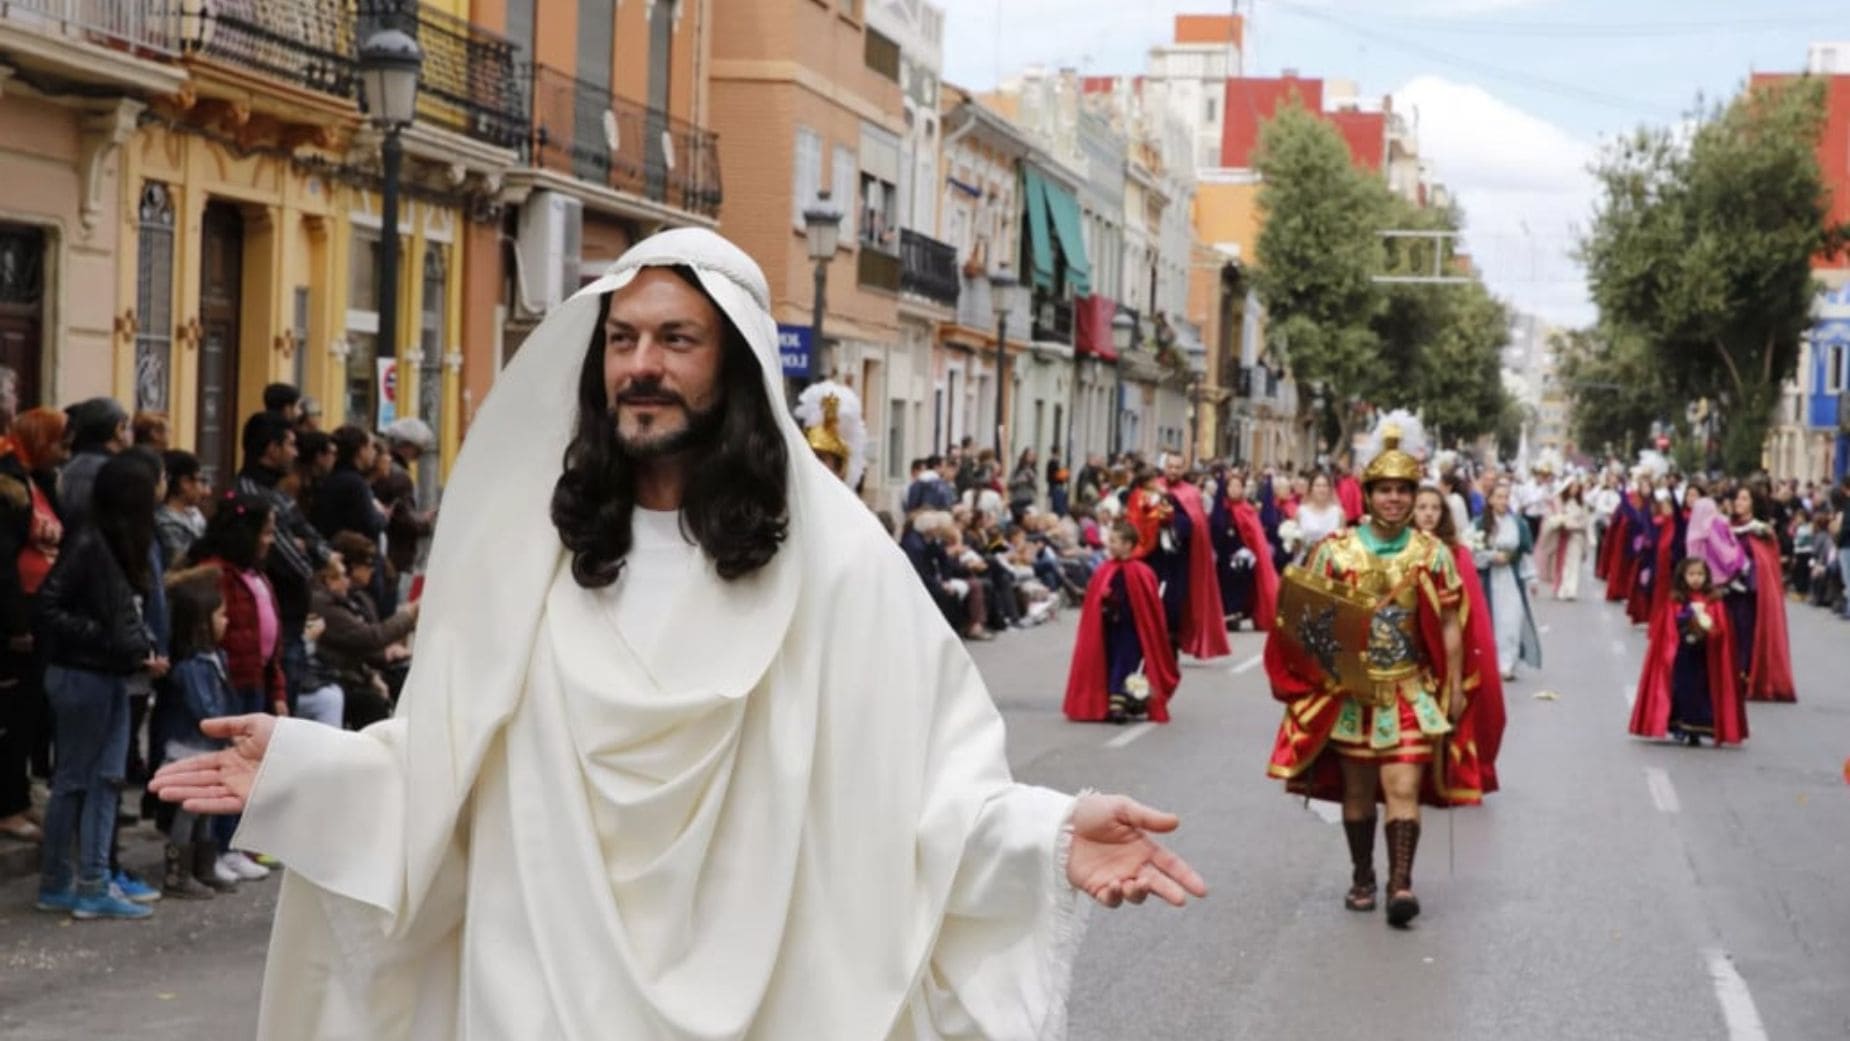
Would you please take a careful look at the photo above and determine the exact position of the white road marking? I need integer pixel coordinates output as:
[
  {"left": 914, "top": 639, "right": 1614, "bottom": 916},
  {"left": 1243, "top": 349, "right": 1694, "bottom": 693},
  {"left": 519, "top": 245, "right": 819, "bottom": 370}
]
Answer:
[
  {"left": 1644, "top": 767, "right": 1681, "bottom": 814},
  {"left": 1621, "top": 683, "right": 1636, "bottom": 708},
  {"left": 1703, "top": 948, "right": 1770, "bottom": 1041},
  {"left": 1610, "top": 638, "right": 1627, "bottom": 656},
  {"left": 1540, "top": 624, "right": 1553, "bottom": 635},
  {"left": 1232, "top": 653, "right": 1264, "bottom": 675},
  {"left": 1305, "top": 800, "right": 1344, "bottom": 824},
  {"left": 1104, "top": 722, "right": 1158, "bottom": 749}
]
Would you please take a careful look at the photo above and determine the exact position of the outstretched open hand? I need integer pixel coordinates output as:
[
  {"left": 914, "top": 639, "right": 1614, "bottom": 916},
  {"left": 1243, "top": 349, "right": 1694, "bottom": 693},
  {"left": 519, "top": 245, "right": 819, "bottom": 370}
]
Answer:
[
  {"left": 1067, "top": 793, "right": 1208, "bottom": 909},
  {"left": 146, "top": 714, "right": 278, "bottom": 815}
]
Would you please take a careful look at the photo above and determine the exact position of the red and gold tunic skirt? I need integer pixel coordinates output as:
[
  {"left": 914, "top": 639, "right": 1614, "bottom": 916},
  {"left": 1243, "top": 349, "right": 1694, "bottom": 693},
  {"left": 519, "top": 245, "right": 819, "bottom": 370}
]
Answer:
[{"left": 1264, "top": 527, "right": 1487, "bottom": 805}]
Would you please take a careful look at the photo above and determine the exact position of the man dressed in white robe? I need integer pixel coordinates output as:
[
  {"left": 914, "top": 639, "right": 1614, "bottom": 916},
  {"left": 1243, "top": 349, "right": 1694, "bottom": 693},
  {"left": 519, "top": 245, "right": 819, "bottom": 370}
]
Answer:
[{"left": 152, "top": 230, "right": 1205, "bottom": 1041}]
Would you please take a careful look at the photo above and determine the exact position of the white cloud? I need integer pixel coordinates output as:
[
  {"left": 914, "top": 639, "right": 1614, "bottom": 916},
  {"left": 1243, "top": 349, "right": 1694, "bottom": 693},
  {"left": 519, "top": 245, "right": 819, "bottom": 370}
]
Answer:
[{"left": 1393, "top": 75, "right": 1599, "bottom": 327}]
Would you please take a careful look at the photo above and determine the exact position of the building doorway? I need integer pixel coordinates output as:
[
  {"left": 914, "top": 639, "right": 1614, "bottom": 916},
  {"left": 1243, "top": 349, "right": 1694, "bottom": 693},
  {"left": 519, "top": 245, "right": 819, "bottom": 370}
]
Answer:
[
  {"left": 0, "top": 223, "right": 47, "bottom": 409},
  {"left": 198, "top": 202, "right": 244, "bottom": 488}
]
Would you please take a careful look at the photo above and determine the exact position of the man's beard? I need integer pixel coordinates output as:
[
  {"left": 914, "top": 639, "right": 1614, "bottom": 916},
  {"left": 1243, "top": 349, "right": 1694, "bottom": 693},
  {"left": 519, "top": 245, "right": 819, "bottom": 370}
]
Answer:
[{"left": 612, "top": 382, "right": 725, "bottom": 460}]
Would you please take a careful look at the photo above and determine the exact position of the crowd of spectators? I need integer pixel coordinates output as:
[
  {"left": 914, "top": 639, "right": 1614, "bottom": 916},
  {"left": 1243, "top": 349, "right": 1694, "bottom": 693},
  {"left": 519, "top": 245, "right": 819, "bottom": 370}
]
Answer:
[{"left": 0, "top": 369, "right": 441, "bottom": 919}]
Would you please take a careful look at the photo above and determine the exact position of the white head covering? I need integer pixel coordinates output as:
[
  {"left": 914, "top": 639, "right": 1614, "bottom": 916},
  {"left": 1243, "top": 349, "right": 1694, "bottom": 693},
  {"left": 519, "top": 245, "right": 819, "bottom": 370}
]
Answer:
[{"left": 243, "top": 229, "right": 1076, "bottom": 1041}]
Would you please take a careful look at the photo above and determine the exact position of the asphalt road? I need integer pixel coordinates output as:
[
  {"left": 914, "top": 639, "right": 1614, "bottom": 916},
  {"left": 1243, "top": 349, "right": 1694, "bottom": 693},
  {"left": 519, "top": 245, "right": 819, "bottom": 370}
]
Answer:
[{"left": 2, "top": 582, "right": 1846, "bottom": 1040}]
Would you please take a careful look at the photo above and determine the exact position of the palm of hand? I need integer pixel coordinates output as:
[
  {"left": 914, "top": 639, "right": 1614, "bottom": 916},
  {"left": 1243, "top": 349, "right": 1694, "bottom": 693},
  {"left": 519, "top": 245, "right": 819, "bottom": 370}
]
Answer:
[
  {"left": 1066, "top": 794, "right": 1207, "bottom": 909},
  {"left": 147, "top": 714, "right": 275, "bottom": 815}
]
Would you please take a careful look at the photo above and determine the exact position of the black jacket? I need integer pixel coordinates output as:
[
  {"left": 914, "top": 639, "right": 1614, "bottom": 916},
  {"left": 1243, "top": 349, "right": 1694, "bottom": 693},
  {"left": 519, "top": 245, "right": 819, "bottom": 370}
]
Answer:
[
  {"left": 35, "top": 526, "right": 151, "bottom": 675},
  {"left": 312, "top": 464, "right": 385, "bottom": 544},
  {"left": 0, "top": 454, "right": 35, "bottom": 642}
]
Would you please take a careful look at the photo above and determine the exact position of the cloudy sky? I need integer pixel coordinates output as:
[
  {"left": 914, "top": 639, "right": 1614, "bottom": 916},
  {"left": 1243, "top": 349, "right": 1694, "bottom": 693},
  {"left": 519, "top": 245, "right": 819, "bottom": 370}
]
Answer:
[{"left": 934, "top": 0, "right": 1844, "bottom": 328}]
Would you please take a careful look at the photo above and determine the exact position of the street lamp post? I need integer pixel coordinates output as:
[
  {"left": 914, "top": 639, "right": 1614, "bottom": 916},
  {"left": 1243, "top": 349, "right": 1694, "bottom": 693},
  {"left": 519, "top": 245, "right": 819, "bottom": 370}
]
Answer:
[
  {"left": 359, "top": 28, "right": 423, "bottom": 382},
  {"left": 989, "top": 265, "right": 1016, "bottom": 457},
  {"left": 800, "top": 190, "right": 842, "bottom": 401}
]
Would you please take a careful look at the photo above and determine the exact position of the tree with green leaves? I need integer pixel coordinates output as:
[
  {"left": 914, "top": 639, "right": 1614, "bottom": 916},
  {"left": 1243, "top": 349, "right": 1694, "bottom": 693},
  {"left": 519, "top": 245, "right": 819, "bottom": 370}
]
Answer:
[
  {"left": 1253, "top": 102, "right": 1389, "bottom": 449},
  {"left": 1552, "top": 326, "right": 1675, "bottom": 460},
  {"left": 1581, "top": 78, "right": 1848, "bottom": 473},
  {"left": 1255, "top": 104, "right": 1518, "bottom": 453}
]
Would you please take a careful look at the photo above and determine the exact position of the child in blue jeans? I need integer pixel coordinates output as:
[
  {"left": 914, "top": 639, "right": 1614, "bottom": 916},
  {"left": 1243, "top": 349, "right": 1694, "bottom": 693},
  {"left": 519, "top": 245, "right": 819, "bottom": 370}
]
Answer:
[{"left": 154, "top": 566, "right": 236, "bottom": 897}]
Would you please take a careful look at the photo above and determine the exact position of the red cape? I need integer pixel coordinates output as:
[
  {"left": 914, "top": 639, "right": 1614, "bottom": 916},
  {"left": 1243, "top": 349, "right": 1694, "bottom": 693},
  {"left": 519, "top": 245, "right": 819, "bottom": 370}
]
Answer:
[
  {"left": 1229, "top": 500, "right": 1280, "bottom": 632},
  {"left": 1628, "top": 592, "right": 1746, "bottom": 744},
  {"left": 1742, "top": 533, "right": 1796, "bottom": 702},
  {"left": 1601, "top": 510, "right": 1631, "bottom": 598},
  {"left": 1595, "top": 510, "right": 1621, "bottom": 582},
  {"left": 1632, "top": 513, "right": 1676, "bottom": 625},
  {"left": 1169, "top": 481, "right": 1232, "bottom": 660},
  {"left": 1452, "top": 542, "right": 1507, "bottom": 792},
  {"left": 1262, "top": 536, "right": 1495, "bottom": 807},
  {"left": 1337, "top": 476, "right": 1364, "bottom": 524},
  {"left": 1063, "top": 559, "right": 1180, "bottom": 722}
]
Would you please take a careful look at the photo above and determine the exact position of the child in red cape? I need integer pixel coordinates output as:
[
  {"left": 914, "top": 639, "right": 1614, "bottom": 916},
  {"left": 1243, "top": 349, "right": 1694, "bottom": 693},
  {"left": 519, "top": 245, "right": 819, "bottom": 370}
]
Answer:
[
  {"left": 1629, "top": 557, "right": 1746, "bottom": 747},
  {"left": 1063, "top": 521, "right": 1180, "bottom": 725}
]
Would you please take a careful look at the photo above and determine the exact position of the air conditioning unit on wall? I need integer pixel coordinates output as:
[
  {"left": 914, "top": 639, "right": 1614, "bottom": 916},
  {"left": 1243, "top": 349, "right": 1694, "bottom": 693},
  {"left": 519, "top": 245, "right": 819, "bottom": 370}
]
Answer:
[{"left": 516, "top": 190, "right": 583, "bottom": 315}]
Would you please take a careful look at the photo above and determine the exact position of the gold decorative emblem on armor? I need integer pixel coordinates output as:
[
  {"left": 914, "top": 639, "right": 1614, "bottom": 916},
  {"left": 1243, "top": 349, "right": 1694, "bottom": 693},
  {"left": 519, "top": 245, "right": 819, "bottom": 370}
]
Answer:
[
  {"left": 1367, "top": 605, "right": 1419, "bottom": 672},
  {"left": 1276, "top": 565, "right": 1379, "bottom": 694},
  {"left": 1277, "top": 555, "right": 1430, "bottom": 707}
]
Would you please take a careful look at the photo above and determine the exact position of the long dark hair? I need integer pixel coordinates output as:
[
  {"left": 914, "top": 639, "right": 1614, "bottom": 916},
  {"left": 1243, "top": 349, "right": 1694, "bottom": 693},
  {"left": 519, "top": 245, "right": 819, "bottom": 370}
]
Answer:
[
  {"left": 1415, "top": 485, "right": 1458, "bottom": 546},
  {"left": 92, "top": 452, "right": 160, "bottom": 594},
  {"left": 1673, "top": 557, "right": 1711, "bottom": 602},
  {"left": 550, "top": 267, "right": 789, "bottom": 588},
  {"left": 188, "top": 492, "right": 274, "bottom": 570},
  {"left": 166, "top": 565, "right": 225, "bottom": 662}
]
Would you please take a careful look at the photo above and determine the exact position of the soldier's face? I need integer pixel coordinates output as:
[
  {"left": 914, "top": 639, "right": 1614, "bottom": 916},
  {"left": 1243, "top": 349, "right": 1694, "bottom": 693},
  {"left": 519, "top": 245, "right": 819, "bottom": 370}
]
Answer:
[{"left": 1369, "top": 480, "right": 1415, "bottom": 526}]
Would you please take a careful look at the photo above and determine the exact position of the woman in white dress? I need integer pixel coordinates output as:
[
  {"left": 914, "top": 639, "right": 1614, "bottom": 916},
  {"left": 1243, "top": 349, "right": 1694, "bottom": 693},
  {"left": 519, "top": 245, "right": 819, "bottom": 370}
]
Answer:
[
  {"left": 1291, "top": 470, "right": 1347, "bottom": 563},
  {"left": 1474, "top": 482, "right": 1543, "bottom": 680},
  {"left": 1548, "top": 480, "right": 1592, "bottom": 600}
]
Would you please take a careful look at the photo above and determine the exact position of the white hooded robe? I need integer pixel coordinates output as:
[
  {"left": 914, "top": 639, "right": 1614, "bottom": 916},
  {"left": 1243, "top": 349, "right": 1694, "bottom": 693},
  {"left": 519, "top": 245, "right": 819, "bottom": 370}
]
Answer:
[{"left": 231, "top": 230, "right": 1086, "bottom": 1041}]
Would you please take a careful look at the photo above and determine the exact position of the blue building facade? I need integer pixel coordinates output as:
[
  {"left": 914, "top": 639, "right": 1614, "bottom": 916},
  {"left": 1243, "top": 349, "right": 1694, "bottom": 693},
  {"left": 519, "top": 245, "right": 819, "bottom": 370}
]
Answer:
[{"left": 1807, "top": 281, "right": 1850, "bottom": 482}]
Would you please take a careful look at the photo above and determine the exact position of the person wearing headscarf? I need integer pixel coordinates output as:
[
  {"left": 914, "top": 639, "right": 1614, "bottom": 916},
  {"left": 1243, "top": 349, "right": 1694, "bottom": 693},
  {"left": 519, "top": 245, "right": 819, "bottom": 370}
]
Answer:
[
  {"left": 1725, "top": 485, "right": 1796, "bottom": 703},
  {"left": 153, "top": 230, "right": 1205, "bottom": 1040}
]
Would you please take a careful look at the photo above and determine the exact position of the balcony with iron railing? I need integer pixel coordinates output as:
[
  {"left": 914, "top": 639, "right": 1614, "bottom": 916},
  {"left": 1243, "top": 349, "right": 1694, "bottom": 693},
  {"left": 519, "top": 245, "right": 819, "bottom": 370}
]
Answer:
[
  {"left": 856, "top": 243, "right": 901, "bottom": 294},
  {"left": 898, "top": 228, "right": 958, "bottom": 307},
  {"left": 1031, "top": 288, "right": 1074, "bottom": 344},
  {"left": 528, "top": 62, "right": 722, "bottom": 219},
  {"left": 2, "top": 0, "right": 179, "bottom": 57},
  {"left": 356, "top": 0, "right": 524, "bottom": 149},
  {"left": 176, "top": 0, "right": 524, "bottom": 150}
]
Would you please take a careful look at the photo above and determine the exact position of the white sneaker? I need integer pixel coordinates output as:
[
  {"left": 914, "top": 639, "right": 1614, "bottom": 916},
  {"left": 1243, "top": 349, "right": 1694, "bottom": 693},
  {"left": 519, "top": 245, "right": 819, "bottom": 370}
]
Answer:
[
  {"left": 220, "top": 852, "right": 270, "bottom": 881},
  {"left": 210, "top": 854, "right": 242, "bottom": 885}
]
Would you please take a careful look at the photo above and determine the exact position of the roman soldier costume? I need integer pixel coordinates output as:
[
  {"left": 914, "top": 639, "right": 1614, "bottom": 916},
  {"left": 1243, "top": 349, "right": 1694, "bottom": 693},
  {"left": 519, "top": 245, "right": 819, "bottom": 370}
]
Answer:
[{"left": 1263, "top": 413, "right": 1494, "bottom": 928}]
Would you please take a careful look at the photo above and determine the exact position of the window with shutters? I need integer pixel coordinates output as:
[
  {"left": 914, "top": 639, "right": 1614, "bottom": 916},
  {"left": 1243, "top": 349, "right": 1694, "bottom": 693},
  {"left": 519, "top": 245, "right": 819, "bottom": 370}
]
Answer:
[{"left": 792, "top": 126, "right": 822, "bottom": 231}]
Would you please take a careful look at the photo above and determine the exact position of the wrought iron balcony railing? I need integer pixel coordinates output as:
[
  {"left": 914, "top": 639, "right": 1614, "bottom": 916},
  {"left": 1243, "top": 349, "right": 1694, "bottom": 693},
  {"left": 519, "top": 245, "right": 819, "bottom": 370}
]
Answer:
[
  {"left": 355, "top": 0, "right": 524, "bottom": 149},
  {"left": 1032, "top": 290, "right": 1074, "bottom": 345},
  {"left": 856, "top": 243, "right": 901, "bottom": 294},
  {"left": 178, "top": 1, "right": 524, "bottom": 150},
  {"left": 2, "top": 0, "right": 179, "bottom": 57},
  {"left": 529, "top": 62, "right": 723, "bottom": 219},
  {"left": 898, "top": 228, "right": 958, "bottom": 307},
  {"left": 180, "top": 0, "right": 354, "bottom": 97}
]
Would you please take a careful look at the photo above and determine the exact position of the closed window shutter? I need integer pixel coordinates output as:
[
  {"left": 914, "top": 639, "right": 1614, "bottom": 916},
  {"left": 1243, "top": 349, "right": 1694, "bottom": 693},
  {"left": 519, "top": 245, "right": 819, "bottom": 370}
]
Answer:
[
  {"left": 834, "top": 145, "right": 857, "bottom": 242},
  {"left": 793, "top": 127, "right": 821, "bottom": 230}
]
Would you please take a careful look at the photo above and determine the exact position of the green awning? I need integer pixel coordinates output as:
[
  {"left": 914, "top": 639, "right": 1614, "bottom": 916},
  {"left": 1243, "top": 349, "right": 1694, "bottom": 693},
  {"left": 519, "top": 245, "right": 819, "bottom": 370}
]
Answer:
[
  {"left": 1040, "top": 175, "right": 1092, "bottom": 295},
  {"left": 1022, "top": 167, "right": 1056, "bottom": 291}
]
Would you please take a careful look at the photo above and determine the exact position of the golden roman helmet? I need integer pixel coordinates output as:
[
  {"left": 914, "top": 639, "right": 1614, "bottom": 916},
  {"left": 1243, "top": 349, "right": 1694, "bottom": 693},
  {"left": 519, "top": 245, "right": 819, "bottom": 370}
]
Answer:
[
  {"left": 1361, "top": 418, "right": 1423, "bottom": 487},
  {"left": 804, "top": 393, "right": 850, "bottom": 472}
]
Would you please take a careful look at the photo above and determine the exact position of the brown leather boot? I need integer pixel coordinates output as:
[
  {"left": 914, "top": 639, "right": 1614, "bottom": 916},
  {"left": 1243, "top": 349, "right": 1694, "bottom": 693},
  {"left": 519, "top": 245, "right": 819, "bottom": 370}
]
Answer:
[
  {"left": 1384, "top": 818, "right": 1421, "bottom": 927},
  {"left": 1342, "top": 815, "right": 1377, "bottom": 911}
]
